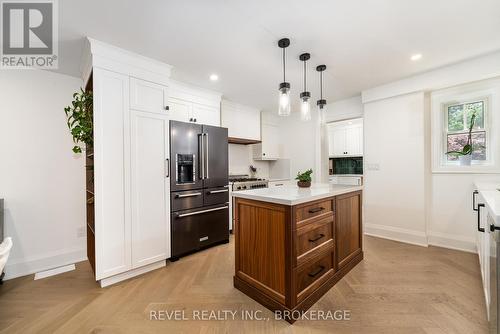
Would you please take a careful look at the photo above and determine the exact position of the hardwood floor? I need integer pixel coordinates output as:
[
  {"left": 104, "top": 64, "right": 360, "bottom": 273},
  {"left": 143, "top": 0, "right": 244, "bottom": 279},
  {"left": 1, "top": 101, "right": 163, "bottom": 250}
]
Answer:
[{"left": 0, "top": 236, "right": 488, "bottom": 333}]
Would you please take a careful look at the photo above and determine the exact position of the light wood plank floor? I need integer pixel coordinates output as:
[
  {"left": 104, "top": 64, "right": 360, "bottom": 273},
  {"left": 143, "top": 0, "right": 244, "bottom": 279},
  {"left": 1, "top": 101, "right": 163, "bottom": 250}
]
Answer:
[{"left": 0, "top": 236, "right": 488, "bottom": 333}]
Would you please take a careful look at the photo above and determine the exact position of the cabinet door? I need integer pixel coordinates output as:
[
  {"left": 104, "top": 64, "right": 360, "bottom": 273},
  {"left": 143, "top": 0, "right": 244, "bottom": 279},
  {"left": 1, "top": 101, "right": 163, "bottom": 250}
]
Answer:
[
  {"left": 93, "top": 68, "right": 132, "bottom": 279},
  {"left": 332, "top": 128, "right": 346, "bottom": 156},
  {"left": 130, "top": 111, "right": 170, "bottom": 268},
  {"left": 169, "top": 97, "right": 192, "bottom": 123},
  {"left": 192, "top": 103, "right": 220, "bottom": 126},
  {"left": 261, "top": 123, "right": 279, "bottom": 159},
  {"left": 345, "top": 125, "right": 363, "bottom": 156},
  {"left": 335, "top": 191, "right": 362, "bottom": 269},
  {"left": 130, "top": 77, "right": 168, "bottom": 114}
]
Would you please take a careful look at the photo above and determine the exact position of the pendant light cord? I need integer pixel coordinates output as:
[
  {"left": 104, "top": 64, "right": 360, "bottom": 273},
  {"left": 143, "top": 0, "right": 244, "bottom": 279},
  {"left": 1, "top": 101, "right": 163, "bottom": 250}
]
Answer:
[
  {"left": 303, "top": 60, "right": 306, "bottom": 91},
  {"left": 283, "top": 47, "right": 286, "bottom": 82},
  {"left": 320, "top": 71, "right": 323, "bottom": 99}
]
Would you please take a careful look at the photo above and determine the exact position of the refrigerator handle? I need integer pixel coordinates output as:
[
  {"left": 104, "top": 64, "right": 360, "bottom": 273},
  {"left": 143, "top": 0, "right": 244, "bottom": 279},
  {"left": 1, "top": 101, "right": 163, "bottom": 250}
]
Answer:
[
  {"left": 199, "top": 134, "right": 205, "bottom": 180},
  {"left": 165, "top": 158, "right": 169, "bottom": 178},
  {"left": 204, "top": 133, "right": 209, "bottom": 179}
]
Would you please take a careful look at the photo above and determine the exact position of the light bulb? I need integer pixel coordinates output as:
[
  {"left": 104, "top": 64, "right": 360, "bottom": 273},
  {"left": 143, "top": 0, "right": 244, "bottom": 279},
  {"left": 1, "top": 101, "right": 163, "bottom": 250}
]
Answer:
[
  {"left": 300, "top": 97, "right": 311, "bottom": 121},
  {"left": 278, "top": 88, "right": 291, "bottom": 116}
]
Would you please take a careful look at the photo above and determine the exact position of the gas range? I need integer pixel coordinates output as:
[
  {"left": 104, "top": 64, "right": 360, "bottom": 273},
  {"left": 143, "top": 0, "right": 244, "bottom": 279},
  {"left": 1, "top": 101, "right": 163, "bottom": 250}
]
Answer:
[{"left": 229, "top": 175, "right": 268, "bottom": 191}]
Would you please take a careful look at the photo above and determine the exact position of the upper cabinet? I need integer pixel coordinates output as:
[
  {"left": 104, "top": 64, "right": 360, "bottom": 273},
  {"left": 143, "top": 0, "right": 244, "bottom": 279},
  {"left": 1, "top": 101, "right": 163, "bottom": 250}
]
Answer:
[
  {"left": 328, "top": 119, "right": 363, "bottom": 157},
  {"left": 130, "top": 78, "right": 169, "bottom": 114},
  {"left": 253, "top": 112, "right": 281, "bottom": 160},
  {"left": 169, "top": 80, "right": 222, "bottom": 126},
  {"left": 221, "top": 100, "right": 261, "bottom": 143}
]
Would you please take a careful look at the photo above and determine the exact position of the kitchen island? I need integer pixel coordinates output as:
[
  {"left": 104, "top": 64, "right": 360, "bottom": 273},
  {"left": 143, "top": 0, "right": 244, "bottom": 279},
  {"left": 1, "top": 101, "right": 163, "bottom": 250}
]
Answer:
[{"left": 232, "top": 183, "right": 363, "bottom": 322}]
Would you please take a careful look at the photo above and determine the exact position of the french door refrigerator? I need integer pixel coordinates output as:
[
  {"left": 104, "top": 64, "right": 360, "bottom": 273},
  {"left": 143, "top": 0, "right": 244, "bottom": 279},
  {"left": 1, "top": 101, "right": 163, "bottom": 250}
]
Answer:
[{"left": 169, "top": 120, "right": 229, "bottom": 260}]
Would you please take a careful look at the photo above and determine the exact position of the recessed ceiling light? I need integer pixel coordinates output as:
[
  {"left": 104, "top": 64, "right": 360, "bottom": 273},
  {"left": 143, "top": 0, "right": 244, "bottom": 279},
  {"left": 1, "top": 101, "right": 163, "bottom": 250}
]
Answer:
[
  {"left": 209, "top": 74, "right": 219, "bottom": 81},
  {"left": 410, "top": 54, "right": 422, "bottom": 61}
]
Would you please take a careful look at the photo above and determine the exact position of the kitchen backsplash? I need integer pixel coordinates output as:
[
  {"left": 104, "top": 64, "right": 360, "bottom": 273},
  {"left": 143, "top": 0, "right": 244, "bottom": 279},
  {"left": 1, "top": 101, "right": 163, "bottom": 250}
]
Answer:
[
  {"left": 229, "top": 144, "right": 269, "bottom": 177},
  {"left": 330, "top": 157, "right": 363, "bottom": 175}
]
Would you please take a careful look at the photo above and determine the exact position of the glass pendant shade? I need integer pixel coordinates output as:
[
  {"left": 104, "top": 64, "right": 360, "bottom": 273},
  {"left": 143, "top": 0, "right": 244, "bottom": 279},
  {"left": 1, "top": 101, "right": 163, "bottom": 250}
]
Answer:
[
  {"left": 301, "top": 97, "right": 311, "bottom": 121},
  {"left": 278, "top": 85, "right": 291, "bottom": 116},
  {"left": 318, "top": 104, "right": 327, "bottom": 125}
]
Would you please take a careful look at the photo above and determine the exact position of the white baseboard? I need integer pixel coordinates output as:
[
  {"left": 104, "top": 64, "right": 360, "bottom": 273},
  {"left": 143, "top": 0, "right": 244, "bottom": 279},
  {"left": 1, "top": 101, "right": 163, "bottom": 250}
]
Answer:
[
  {"left": 364, "top": 223, "right": 428, "bottom": 247},
  {"left": 427, "top": 231, "right": 477, "bottom": 253},
  {"left": 34, "top": 263, "right": 76, "bottom": 280},
  {"left": 4, "top": 248, "right": 86, "bottom": 280},
  {"left": 99, "top": 260, "right": 166, "bottom": 288}
]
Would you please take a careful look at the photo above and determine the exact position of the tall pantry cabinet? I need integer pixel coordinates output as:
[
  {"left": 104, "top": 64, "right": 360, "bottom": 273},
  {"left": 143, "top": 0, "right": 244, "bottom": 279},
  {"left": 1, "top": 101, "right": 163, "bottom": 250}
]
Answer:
[{"left": 82, "top": 38, "right": 173, "bottom": 287}]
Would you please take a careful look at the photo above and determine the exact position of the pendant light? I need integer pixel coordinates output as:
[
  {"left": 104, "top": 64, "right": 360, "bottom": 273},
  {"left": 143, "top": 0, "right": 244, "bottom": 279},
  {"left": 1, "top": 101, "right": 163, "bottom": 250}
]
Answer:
[
  {"left": 316, "top": 64, "right": 327, "bottom": 124},
  {"left": 278, "top": 38, "right": 291, "bottom": 116},
  {"left": 299, "top": 53, "right": 311, "bottom": 121}
]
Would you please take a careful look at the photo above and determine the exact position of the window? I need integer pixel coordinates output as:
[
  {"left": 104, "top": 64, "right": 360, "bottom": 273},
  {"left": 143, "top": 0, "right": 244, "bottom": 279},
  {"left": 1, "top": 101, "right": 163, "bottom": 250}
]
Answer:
[
  {"left": 444, "top": 98, "right": 488, "bottom": 162},
  {"left": 431, "top": 78, "right": 500, "bottom": 174}
]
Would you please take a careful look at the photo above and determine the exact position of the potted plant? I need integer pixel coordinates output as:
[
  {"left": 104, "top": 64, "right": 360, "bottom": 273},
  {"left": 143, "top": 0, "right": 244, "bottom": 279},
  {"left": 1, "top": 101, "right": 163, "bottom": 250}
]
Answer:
[
  {"left": 295, "top": 169, "right": 313, "bottom": 188},
  {"left": 64, "top": 89, "right": 93, "bottom": 153},
  {"left": 445, "top": 108, "right": 480, "bottom": 166}
]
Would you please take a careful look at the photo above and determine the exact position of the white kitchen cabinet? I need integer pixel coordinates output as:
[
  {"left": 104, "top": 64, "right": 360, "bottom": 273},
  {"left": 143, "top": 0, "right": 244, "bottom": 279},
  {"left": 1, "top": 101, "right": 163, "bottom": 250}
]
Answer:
[
  {"left": 328, "top": 119, "right": 363, "bottom": 157},
  {"left": 253, "top": 113, "right": 280, "bottom": 160},
  {"left": 253, "top": 123, "right": 279, "bottom": 160},
  {"left": 169, "top": 81, "right": 221, "bottom": 126},
  {"left": 93, "top": 67, "right": 132, "bottom": 280},
  {"left": 130, "top": 111, "right": 170, "bottom": 268},
  {"left": 221, "top": 100, "right": 261, "bottom": 142},
  {"left": 82, "top": 38, "right": 173, "bottom": 287},
  {"left": 130, "top": 77, "right": 169, "bottom": 114}
]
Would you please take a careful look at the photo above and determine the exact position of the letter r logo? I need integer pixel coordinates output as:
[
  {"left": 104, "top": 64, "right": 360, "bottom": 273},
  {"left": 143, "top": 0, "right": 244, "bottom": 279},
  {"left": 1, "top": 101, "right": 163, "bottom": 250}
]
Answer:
[{"left": 2, "top": 2, "right": 53, "bottom": 55}]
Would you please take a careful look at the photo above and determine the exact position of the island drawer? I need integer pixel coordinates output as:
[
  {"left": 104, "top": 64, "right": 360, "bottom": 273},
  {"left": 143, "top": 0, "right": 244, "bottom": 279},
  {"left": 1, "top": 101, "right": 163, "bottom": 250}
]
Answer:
[
  {"left": 294, "top": 199, "right": 334, "bottom": 223},
  {"left": 295, "top": 251, "right": 334, "bottom": 303},
  {"left": 295, "top": 216, "right": 333, "bottom": 259}
]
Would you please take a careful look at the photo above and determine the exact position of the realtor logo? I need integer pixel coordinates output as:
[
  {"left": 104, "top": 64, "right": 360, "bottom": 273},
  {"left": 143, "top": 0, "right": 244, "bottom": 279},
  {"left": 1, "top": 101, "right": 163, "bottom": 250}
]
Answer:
[{"left": 1, "top": 0, "right": 58, "bottom": 69}]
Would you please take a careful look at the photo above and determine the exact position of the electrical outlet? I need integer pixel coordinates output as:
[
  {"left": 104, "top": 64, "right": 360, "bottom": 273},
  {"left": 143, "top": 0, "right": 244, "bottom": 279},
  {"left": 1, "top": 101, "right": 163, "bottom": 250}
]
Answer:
[
  {"left": 366, "top": 163, "right": 380, "bottom": 171},
  {"left": 77, "top": 226, "right": 86, "bottom": 238}
]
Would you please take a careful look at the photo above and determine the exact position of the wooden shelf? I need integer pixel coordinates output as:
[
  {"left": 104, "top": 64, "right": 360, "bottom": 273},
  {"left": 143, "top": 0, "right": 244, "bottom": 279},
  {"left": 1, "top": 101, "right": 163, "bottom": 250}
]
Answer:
[{"left": 228, "top": 137, "right": 261, "bottom": 145}]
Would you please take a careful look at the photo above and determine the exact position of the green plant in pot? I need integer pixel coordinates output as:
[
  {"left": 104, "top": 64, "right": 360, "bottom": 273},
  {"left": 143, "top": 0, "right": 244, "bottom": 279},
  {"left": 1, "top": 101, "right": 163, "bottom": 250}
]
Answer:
[
  {"left": 64, "top": 89, "right": 93, "bottom": 154},
  {"left": 445, "top": 108, "right": 478, "bottom": 166},
  {"left": 296, "top": 169, "right": 313, "bottom": 188}
]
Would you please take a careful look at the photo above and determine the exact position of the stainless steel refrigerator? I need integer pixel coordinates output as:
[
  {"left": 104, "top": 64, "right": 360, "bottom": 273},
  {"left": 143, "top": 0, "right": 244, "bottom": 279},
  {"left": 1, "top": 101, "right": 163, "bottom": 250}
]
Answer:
[{"left": 169, "top": 120, "right": 229, "bottom": 260}]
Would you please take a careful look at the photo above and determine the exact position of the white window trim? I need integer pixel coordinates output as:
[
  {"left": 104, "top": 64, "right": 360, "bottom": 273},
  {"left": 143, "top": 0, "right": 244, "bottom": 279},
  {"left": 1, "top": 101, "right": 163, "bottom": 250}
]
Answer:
[{"left": 431, "top": 78, "right": 500, "bottom": 174}]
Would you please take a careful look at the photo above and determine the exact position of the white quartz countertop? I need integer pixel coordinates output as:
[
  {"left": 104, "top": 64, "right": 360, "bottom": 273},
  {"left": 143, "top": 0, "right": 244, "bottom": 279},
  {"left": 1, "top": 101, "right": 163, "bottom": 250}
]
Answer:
[
  {"left": 232, "top": 183, "right": 363, "bottom": 205},
  {"left": 474, "top": 181, "right": 500, "bottom": 223}
]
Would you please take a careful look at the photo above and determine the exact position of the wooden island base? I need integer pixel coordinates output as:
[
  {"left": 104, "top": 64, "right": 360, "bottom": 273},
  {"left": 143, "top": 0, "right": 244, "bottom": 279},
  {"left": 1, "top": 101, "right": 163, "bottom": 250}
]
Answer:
[{"left": 233, "top": 190, "right": 363, "bottom": 324}]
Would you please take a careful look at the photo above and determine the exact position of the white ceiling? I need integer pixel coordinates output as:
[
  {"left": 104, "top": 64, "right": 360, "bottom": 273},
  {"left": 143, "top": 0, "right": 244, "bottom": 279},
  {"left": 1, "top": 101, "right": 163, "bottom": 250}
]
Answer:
[{"left": 59, "top": 0, "right": 500, "bottom": 112}]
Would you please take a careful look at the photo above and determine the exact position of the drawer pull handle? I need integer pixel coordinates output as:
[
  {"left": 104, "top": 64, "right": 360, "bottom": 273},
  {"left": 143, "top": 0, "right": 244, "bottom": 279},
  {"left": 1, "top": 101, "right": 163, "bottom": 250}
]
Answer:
[
  {"left": 176, "top": 192, "right": 202, "bottom": 198},
  {"left": 308, "top": 207, "right": 324, "bottom": 213},
  {"left": 209, "top": 189, "right": 229, "bottom": 194},
  {"left": 308, "top": 234, "right": 325, "bottom": 243},
  {"left": 308, "top": 265, "right": 325, "bottom": 278}
]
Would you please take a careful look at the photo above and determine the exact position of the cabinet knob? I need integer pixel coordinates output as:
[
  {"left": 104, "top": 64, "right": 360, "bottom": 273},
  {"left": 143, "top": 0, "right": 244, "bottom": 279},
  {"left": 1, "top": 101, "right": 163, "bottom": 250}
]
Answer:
[
  {"left": 165, "top": 106, "right": 169, "bottom": 110},
  {"left": 263, "top": 153, "right": 266, "bottom": 156},
  {"left": 189, "top": 118, "right": 193, "bottom": 122},
  {"left": 194, "top": 118, "right": 197, "bottom": 122}
]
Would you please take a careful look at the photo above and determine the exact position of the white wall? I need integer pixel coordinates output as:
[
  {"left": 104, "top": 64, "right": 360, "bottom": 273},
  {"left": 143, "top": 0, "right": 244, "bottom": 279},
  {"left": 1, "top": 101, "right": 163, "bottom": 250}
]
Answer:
[
  {"left": 0, "top": 70, "right": 85, "bottom": 279},
  {"left": 363, "top": 92, "right": 429, "bottom": 246},
  {"left": 279, "top": 109, "right": 320, "bottom": 181},
  {"left": 325, "top": 95, "right": 363, "bottom": 122},
  {"left": 360, "top": 50, "right": 500, "bottom": 252}
]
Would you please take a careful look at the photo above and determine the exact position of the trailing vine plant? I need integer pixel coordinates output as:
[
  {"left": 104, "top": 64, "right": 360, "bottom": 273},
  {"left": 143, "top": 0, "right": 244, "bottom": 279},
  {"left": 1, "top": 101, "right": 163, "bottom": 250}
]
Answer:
[{"left": 64, "top": 89, "right": 93, "bottom": 153}]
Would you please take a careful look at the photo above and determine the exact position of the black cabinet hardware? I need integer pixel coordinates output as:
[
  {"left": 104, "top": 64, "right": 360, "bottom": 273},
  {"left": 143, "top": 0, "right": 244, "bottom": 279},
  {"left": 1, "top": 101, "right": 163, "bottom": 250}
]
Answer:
[
  {"left": 308, "top": 207, "right": 324, "bottom": 213},
  {"left": 478, "top": 203, "right": 485, "bottom": 232},
  {"left": 308, "top": 234, "right": 325, "bottom": 243},
  {"left": 165, "top": 106, "right": 169, "bottom": 110},
  {"left": 473, "top": 190, "right": 478, "bottom": 211},
  {"left": 308, "top": 265, "right": 325, "bottom": 278}
]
